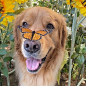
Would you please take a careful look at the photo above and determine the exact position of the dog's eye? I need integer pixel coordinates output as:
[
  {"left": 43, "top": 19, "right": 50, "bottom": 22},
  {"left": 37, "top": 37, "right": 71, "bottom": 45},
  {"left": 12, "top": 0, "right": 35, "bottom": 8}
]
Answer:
[
  {"left": 22, "top": 22, "right": 28, "bottom": 27},
  {"left": 46, "top": 23, "right": 54, "bottom": 29}
]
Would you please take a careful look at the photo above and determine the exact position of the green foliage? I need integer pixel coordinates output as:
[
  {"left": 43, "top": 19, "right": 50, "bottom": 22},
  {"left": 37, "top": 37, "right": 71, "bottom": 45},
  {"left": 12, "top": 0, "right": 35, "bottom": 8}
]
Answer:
[
  {"left": 0, "top": 17, "right": 5, "bottom": 22},
  {"left": 3, "top": 57, "right": 12, "bottom": 62},
  {"left": 0, "top": 49, "right": 7, "bottom": 55},
  {"left": 57, "top": 50, "right": 69, "bottom": 84},
  {"left": 67, "top": 27, "right": 86, "bottom": 79},
  {"left": 77, "top": 54, "right": 84, "bottom": 65},
  {"left": 0, "top": 22, "right": 14, "bottom": 78},
  {"left": 82, "top": 48, "right": 86, "bottom": 54},
  {"left": 14, "top": 8, "right": 25, "bottom": 15},
  {"left": 0, "top": 63, "right": 3, "bottom": 70},
  {"left": 9, "top": 34, "right": 14, "bottom": 41},
  {"left": 33, "top": 0, "right": 52, "bottom": 8},
  {"left": 0, "top": 78, "right": 3, "bottom": 83},
  {"left": 1, "top": 67, "right": 8, "bottom": 77}
]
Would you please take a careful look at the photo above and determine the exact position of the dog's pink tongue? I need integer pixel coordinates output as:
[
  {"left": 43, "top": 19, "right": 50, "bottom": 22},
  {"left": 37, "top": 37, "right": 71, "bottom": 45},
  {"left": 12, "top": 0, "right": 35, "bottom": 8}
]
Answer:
[{"left": 26, "top": 58, "right": 41, "bottom": 70}]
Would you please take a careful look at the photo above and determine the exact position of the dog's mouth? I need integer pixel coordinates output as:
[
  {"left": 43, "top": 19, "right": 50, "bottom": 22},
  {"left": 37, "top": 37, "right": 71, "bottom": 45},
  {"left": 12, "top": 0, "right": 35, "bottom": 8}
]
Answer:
[
  {"left": 26, "top": 56, "right": 46, "bottom": 73},
  {"left": 26, "top": 48, "right": 51, "bottom": 74}
]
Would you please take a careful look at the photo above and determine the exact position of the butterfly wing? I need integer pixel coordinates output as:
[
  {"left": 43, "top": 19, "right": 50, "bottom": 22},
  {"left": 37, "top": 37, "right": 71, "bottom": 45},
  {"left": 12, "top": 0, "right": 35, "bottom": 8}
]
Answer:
[
  {"left": 22, "top": 28, "right": 32, "bottom": 33},
  {"left": 21, "top": 28, "right": 32, "bottom": 33},
  {"left": 18, "top": 26, "right": 32, "bottom": 33},
  {"left": 23, "top": 33, "right": 32, "bottom": 40},
  {"left": 36, "top": 30, "right": 48, "bottom": 36},
  {"left": 18, "top": 25, "right": 52, "bottom": 41},
  {"left": 32, "top": 33, "right": 41, "bottom": 40},
  {"left": 36, "top": 29, "right": 52, "bottom": 36}
]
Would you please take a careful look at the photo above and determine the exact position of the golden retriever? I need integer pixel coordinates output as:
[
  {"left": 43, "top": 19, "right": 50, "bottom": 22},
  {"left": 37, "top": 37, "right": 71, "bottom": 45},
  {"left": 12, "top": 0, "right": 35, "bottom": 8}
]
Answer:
[{"left": 14, "top": 6, "right": 67, "bottom": 86}]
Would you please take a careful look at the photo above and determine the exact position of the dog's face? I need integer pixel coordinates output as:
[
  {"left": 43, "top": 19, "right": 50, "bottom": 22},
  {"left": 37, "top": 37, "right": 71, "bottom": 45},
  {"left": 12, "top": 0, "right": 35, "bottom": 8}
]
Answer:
[{"left": 14, "top": 7, "right": 67, "bottom": 74}]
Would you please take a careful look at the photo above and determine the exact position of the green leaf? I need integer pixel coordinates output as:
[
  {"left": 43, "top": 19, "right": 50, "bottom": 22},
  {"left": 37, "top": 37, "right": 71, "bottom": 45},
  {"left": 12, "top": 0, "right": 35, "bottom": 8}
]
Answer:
[
  {"left": 77, "top": 54, "right": 84, "bottom": 64},
  {"left": 0, "top": 77, "right": 3, "bottom": 82},
  {"left": 0, "top": 62, "right": 3, "bottom": 69},
  {"left": 71, "top": 8, "right": 75, "bottom": 14},
  {"left": 0, "top": 44, "right": 8, "bottom": 48},
  {"left": 9, "top": 34, "right": 14, "bottom": 41},
  {"left": 7, "top": 12, "right": 14, "bottom": 16},
  {"left": 75, "top": 45, "right": 80, "bottom": 53},
  {"left": 58, "top": 1, "right": 62, "bottom": 6},
  {"left": 14, "top": 8, "right": 25, "bottom": 14},
  {"left": 0, "top": 13, "right": 2, "bottom": 17},
  {"left": 3, "top": 57, "right": 12, "bottom": 62},
  {"left": 0, "top": 49, "right": 7, "bottom": 55},
  {"left": 77, "top": 11, "right": 80, "bottom": 17},
  {"left": 6, "top": 31, "right": 11, "bottom": 35},
  {"left": 71, "top": 53, "right": 78, "bottom": 59},
  {"left": 82, "top": 47, "right": 86, "bottom": 54},
  {"left": 0, "top": 17, "right": 5, "bottom": 22},
  {"left": 1, "top": 67, "right": 8, "bottom": 77},
  {"left": 68, "top": 40, "right": 71, "bottom": 48}
]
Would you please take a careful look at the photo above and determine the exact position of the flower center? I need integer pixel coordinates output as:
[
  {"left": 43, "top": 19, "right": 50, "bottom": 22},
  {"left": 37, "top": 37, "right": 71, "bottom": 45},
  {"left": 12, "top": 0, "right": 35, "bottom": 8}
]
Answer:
[
  {"left": 82, "top": 0, "right": 86, "bottom": 7},
  {"left": 0, "top": 1, "right": 4, "bottom": 13}
]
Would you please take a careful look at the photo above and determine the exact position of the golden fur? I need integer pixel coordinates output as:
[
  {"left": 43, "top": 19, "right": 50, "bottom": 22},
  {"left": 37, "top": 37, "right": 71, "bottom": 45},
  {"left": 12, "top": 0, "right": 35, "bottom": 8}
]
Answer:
[{"left": 14, "top": 7, "right": 67, "bottom": 86}]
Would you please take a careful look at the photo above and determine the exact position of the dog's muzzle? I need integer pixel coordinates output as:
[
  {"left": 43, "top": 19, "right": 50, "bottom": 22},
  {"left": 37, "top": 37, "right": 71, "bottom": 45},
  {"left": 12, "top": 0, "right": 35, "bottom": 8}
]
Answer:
[{"left": 26, "top": 48, "right": 51, "bottom": 74}]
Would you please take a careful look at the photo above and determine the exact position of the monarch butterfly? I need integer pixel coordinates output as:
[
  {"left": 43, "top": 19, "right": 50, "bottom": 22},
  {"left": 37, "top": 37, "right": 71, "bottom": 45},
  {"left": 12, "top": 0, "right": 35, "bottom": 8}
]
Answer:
[{"left": 17, "top": 26, "right": 52, "bottom": 41}]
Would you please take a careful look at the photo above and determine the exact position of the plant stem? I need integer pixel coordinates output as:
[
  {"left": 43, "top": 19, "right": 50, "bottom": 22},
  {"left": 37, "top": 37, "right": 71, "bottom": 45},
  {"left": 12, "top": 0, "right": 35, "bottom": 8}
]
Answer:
[
  {"left": 68, "top": 59, "right": 72, "bottom": 86},
  {"left": 70, "top": 8, "right": 77, "bottom": 57},
  {"left": 81, "top": 64, "right": 85, "bottom": 78},
  {"left": 3, "top": 23, "right": 9, "bottom": 43},
  {"left": 68, "top": 8, "right": 77, "bottom": 86},
  {"left": 29, "top": 0, "right": 32, "bottom": 7},
  {"left": 3, "top": 61, "right": 10, "bottom": 86},
  {"left": 75, "top": 17, "right": 86, "bottom": 38},
  {"left": 76, "top": 64, "right": 84, "bottom": 85},
  {"left": 0, "top": 71, "right": 2, "bottom": 86},
  {"left": 77, "top": 78, "right": 84, "bottom": 86}
]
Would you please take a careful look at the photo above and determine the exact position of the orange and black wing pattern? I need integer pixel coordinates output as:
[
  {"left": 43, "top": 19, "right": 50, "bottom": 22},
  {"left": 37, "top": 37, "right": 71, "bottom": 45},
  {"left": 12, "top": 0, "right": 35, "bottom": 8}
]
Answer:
[
  {"left": 18, "top": 26, "right": 32, "bottom": 33},
  {"left": 17, "top": 26, "right": 52, "bottom": 41}
]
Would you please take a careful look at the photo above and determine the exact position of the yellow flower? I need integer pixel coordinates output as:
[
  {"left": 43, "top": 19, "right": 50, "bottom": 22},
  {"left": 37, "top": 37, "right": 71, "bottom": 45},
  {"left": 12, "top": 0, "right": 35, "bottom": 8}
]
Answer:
[
  {"left": 13, "top": 0, "right": 28, "bottom": 4},
  {"left": 66, "top": 0, "right": 86, "bottom": 16},
  {"left": 66, "top": 0, "right": 76, "bottom": 7},
  {"left": 0, "top": 16, "right": 14, "bottom": 26},
  {"left": 0, "top": 0, "right": 15, "bottom": 26},
  {"left": 74, "top": 0, "right": 86, "bottom": 16},
  {"left": 66, "top": 0, "right": 71, "bottom": 5}
]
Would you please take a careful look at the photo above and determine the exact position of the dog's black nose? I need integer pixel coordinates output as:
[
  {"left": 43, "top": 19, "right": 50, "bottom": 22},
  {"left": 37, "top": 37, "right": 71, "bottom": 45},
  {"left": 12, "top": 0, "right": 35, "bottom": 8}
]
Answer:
[{"left": 24, "top": 40, "right": 41, "bottom": 53}]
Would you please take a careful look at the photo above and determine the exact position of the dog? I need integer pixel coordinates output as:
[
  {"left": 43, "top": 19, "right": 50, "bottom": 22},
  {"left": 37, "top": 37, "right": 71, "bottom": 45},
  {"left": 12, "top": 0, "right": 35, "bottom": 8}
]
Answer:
[{"left": 14, "top": 6, "right": 67, "bottom": 86}]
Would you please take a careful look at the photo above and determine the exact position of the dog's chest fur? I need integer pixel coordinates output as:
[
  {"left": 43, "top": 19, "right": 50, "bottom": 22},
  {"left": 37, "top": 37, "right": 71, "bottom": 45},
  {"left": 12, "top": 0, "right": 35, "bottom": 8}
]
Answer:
[{"left": 15, "top": 50, "right": 64, "bottom": 86}]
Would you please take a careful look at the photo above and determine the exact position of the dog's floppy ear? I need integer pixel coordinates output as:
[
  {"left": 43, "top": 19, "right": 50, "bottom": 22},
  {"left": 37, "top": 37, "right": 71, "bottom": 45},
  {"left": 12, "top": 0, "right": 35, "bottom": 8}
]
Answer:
[
  {"left": 60, "top": 18, "right": 67, "bottom": 48},
  {"left": 56, "top": 14, "right": 67, "bottom": 49},
  {"left": 14, "top": 14, "right": 21, "bottom": 50}
]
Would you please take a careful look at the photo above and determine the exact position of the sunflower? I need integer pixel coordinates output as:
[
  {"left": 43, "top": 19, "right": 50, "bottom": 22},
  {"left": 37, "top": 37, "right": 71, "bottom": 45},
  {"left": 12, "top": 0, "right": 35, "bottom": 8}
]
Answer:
[
  {"left": 66, "top": 0, "right": 75, "bottom": 5},
  {"left": 13, "top": 0, "right": 28, "bottom": 4},
  {"left": 66, "top": 0, "right": 86, "bottom": 16},
  {"left": 66, "top": 0, "right": 71, "bottom": 5},
  {"left": 0, "top": 0, "right": 14, "bottom": 26},
  {"left": 74, "top": 0, "right": 86, "bottom": 16}
]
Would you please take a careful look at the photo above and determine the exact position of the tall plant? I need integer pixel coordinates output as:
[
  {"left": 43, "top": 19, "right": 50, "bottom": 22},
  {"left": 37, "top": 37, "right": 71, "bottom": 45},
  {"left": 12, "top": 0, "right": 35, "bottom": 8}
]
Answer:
[{"left": 66, "top": 0, "right": 86, "bottom": 86}]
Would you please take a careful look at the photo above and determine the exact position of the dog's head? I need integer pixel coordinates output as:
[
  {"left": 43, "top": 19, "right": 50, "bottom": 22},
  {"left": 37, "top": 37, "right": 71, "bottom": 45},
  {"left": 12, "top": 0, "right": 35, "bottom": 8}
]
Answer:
[{"left": 14, "top": 7, "right": 67, "bottom": 74}]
